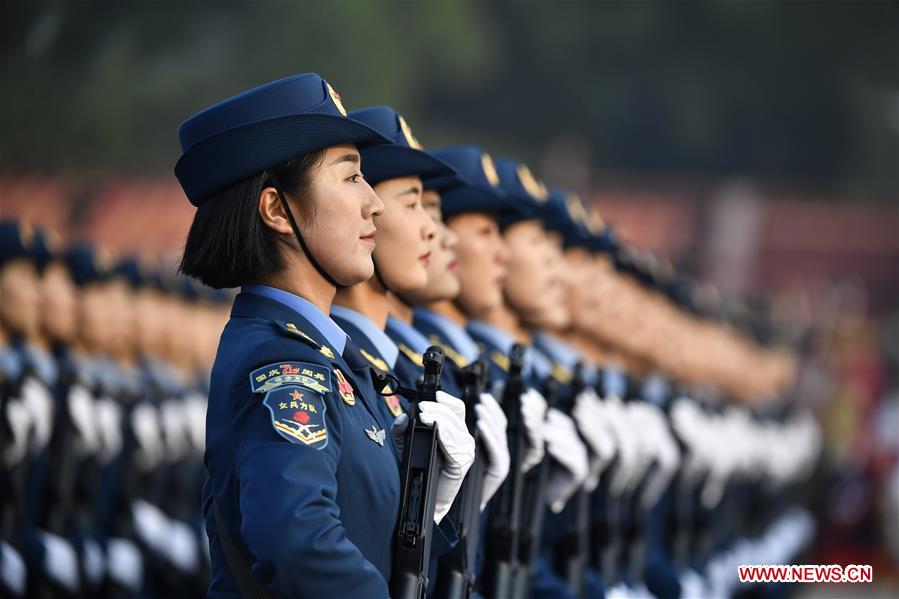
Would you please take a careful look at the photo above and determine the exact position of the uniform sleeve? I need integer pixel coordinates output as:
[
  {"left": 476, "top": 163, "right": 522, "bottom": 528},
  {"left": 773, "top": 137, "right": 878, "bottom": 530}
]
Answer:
[{"left": 230, "top": 369, "right": 391, "bottom": 598}]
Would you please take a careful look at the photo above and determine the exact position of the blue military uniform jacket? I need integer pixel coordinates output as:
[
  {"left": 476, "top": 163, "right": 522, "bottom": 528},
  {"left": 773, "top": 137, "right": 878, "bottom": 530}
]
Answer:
[{"left": 203, "top": 290, "right": 400, "bottom": 598}]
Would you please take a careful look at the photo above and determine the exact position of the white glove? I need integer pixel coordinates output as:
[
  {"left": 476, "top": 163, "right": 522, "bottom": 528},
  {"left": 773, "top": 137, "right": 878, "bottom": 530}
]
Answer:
[
  {"left": 572, "top": 389, "right": 616, "bottom": 492},
  {"left": 20, "top": 377, "right": 54, "bottom": 452},
  {"left": 519, "top": 388, "right": 547, "bottom": 473},
  {"left": 391, "top": 391, "right": 475, "bottom": 524},
  {"left": 38, "top": 531, "right": 79, "bottom": 592},
  {"left": 1, "top": 540, "right": 26, "bottom": 596},
  {"left": 474, "top": 392, "right": 510, "bottom": 510},
  {"left": 542, "top": 408, "right": 589, "bottom": 512}
]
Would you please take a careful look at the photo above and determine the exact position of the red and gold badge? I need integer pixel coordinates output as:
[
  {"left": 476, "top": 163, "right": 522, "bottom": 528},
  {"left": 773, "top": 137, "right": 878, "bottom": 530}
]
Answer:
[{"left": 333, "top": 368, "right": 355, "bottom": 406}]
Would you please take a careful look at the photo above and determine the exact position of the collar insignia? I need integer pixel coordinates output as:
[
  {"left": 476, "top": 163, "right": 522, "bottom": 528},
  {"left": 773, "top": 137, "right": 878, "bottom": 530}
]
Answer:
[
  {"left": 360, "top": 348, "right": 389, "bottom": 372},
  {"left": 552, "top": 363, "right": 573, "bottom": 384},
  {"left": 491, "top": 350, "right": 510, "bottom": 372},
  {"left": 398, "top": 343, "right": 424, "bottom": 367},
  {"left": 429, "top": 336, "right": 469, "bottom": 368}
]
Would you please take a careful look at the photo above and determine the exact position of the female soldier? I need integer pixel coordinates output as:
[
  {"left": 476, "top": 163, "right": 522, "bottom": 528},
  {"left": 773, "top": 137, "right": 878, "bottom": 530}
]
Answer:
[
  {"left": 426, "top": 151, "right": 592, "bottom": 598},
  {"left": 329, "top": 107, "right": 509, "bottom": 591},
  {"left": 175, "top": 74, "right": 474, "bottom": 597}
]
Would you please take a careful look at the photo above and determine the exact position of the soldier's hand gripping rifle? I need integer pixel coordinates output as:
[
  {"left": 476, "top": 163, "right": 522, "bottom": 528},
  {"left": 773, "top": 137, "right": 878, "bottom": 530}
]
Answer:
[
  {"left": 436, "top": 359, "right": 489, "bottom": 599},
  {"left": 482, "top": 343, "right": 527, "bottom": 599},
  {"left": 391, "top": 346, "right": 446, "bottom": 599}
]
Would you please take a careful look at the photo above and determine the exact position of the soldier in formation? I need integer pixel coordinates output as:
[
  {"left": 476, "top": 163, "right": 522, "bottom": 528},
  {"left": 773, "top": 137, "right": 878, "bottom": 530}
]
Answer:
[{"left": 1, "top": 72, "right": 821, "bottom": 598}]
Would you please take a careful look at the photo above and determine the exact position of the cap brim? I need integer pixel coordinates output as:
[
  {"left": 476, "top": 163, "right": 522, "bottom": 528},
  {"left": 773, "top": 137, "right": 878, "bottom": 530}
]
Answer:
[
  {"left": 175, "top": 113, "right": 391, "bottom": 206},
  {"left": 441, "top": 184, "right": 521, "bottom": 220},
  {"left": 359, "top": 145, "right": 456, "bottom": 186}
]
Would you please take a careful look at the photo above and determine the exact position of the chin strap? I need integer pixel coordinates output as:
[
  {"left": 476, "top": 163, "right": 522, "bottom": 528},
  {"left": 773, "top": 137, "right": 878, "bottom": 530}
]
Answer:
[{"left": 266, "top": 169, "right": 340, "bottom": 289}]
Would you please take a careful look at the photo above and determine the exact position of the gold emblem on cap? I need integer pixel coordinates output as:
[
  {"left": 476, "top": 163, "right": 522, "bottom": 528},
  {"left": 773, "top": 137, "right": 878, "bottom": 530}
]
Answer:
[
  {"left": 587, "top": 207, "right": 606, "bottom": 234},
  {"left": 18, "top": 220, "right": 34, "bottom": 248},
  {"left": 94, "top": 246, "right": 115, "bottom": 274},
  {"left": 481, "top": 153, "right": 500, "bottom": 187},
  {"left": 398, "top": 115, "right": 422, "bottom": 149},
  {"left": 327, "top": 83, "right": 347, "bottom": 116},
  {"left": 516, "top": 164, "right": 549, "bottom": 201},
  {"left": 565, "top": 193, "right": 589, "bottom": 223}
]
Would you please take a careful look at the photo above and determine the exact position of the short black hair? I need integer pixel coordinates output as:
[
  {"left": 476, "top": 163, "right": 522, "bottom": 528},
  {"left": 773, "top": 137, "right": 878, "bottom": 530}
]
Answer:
[{"left": 179, "top": 151, "right": 323, "bottom": 289}]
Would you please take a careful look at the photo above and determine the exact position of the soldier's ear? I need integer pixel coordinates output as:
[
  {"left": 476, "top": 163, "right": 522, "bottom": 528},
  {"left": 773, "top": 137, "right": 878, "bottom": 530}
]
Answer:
[{"left": 257, "top": 187, "right": 294, "bottom": 236}]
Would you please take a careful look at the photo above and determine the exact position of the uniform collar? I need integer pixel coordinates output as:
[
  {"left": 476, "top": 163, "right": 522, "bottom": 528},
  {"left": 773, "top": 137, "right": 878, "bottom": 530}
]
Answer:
[
  {"left": 466, "top": 320, "right": 516, "bottom": 355},
  {"left": 413, "top": 309, "right": 481, "bottom": 362},
  {"left": 242, "top": 284, "right": 348, "bottom": 355},
  {"left": 385, "top": 316, "right": 431, "bottom": 354},
  {"left": 20, "top": 341, "right": 59, "bottom": 386},
  {"left": 330, "top": 305, "right": 399, "bottom": 369},
  {"left": 532, "top": 331, "right": 581, "bottom": 369},
  {"left": 528, "top": 346, "right": 553, "bottom": 381},
  {"left": 467, "top": 320, "right": 542, "bottom": 378}
]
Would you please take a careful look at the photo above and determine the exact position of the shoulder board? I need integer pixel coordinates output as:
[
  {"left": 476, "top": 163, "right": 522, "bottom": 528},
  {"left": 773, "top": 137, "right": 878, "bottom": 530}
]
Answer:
[
  {"left": 429, "top": 335, "right": 469, "bottom": 368},
  {"left": 359, "top": 348, "right": 389, "bottom": 373},
  {"left": 551, "top": 363, "right": 573, "bottom": 384},
  {"left": 276, "top": 320, "right": 336, "bottom": 360},
  {"left": 397, "top": 343, "right": 424, "bottom": 367},
  {"left": 490, "top": 350, "right": 510, "bottom": 372}
]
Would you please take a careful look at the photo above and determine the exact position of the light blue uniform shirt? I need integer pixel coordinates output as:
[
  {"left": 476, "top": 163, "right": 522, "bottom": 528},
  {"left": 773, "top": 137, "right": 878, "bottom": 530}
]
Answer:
[
  {"left": 413, "top": 309, "right": 481, "bottom": 363},
  {"left": 330, "top": 305, "right": 399, "bottom": 370},
  {"left": 242, "top": 284, "right": 348, "bottom": 356}
]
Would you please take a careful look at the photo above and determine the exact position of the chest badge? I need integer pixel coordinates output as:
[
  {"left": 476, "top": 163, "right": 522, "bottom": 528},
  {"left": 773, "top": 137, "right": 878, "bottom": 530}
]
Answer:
[
  {"left": 382, "top": 389, "right": 404, "bottom": 418},
  {"left": 333, "top": 368, "right": 355, "bottom": 406},
  {"left": 364, "top": 424, "right": 386, "bottom": 447}
]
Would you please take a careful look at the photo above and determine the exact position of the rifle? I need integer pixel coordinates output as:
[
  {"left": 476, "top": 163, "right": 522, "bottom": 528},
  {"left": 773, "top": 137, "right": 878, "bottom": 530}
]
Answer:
[
  {"left": 391, "top": 346, "right": 446, "bottom": 599},
  {"left": 511, "top": 377, "right": 558, "bottom": 598},
  {"left": 436, "top": 359, "right": 489, "bottom": 599},
  {"left": 554, "top": 362, "right": 589, "bottom": 596},
  {"left": 482, "top": 343, "right": 527, "bottom": 599}
]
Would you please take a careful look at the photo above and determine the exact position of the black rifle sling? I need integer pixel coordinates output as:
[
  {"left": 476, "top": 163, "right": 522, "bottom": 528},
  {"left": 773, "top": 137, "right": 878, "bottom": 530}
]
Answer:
[{"left": 213, "top": 500, "right": 275, "bottom": 599}]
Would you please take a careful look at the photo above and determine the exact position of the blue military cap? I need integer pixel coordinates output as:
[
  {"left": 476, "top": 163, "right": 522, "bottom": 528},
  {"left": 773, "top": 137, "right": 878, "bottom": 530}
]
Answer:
[
  {"left": 0, "top": 219, "right": 36, "bottom": 267},
  {"left": 64, "top": 244, "right": 114, "bottom": 286},
  {"left": 580, "top": 207, "right": 621, "bottom": 256},
  {"left": 31, "top": 228, "right": 60, "bottom": 272},
  {"left": 175, "top": 73, "right": 392, "bottom": 206},
  {"left": 540, "top": 189, "right": 593, "bottom": 248},
  {"left": 0, "top": 220, "right": 57, "bottom": 272},
  {"left": 114, "top": 257, "right": 155, "bottom": 289},
  {"left": 428, "top": 146, "right": 516, "bottom": 220},
  {"left": 349, "top": 106, "right": 455, "bottom": 186},
  {"left": 495, "top": 159, "right": 549, "bottom": 228}
]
